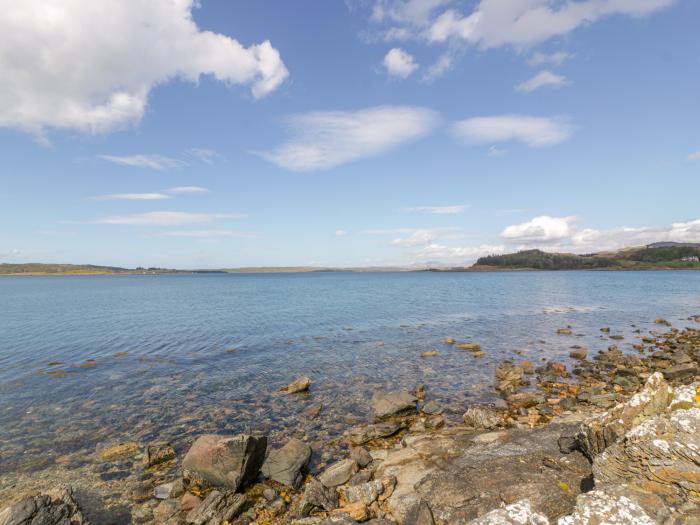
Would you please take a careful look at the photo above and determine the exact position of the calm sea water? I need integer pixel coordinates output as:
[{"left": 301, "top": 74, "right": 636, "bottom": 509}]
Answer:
[{"left": 1, "top": 271, "right": 699, "bottom": 475}]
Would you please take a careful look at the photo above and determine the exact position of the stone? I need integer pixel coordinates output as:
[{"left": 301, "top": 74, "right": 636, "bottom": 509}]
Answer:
[
  {"left": 143, "top": 441, "right": 176, "bottom": 467},
  {"left": 181, "top": 493, "right": 202, "bottom": 512},
  {"left": 282, "top": 376, "right": 311, "bottom": 394},
  {"left": 421, "top": 401, "right": 442, "bottom": 415},
  {"left": 557, "top": 328, "right": 572, "bottom": 335},
  {"left": 457, "top": 342, "right": 481, "bottom": 351},
  {"left": 661, "top": 363, "right": 697, "bottom": 381},
  {"left": 333, "top": 502, "right": 370, "bottom": 522},
  {"left": 372, "top": 391, "right": 418, "bottom": 419},
  {"left": 444, "top": 337, "right": 456, "bottom": 345},
  {"left": 576, "top": 372, "right": 671, "bottom": 459},
  {"left": 521, "top": 361, "right": 535, "bottom": 374},
  {"left": 558, "top": 489, "right": 657, "bottom": 525},
  {"left": 506, "top": 393, "right": 543, "bottom": 410},
  {"left": 0, "top": 485, "right": 89, "bottom": 525},
  {"left": 153, "top": 499, "right": 180, "bottom": 523},
  {"left": 350, "top": 447, "right": 373, "bottom": 468},
  {"left": 99, "top": 441, "right": 139, "bottom": 461},
  {"left": 304, "top": 404, "right": 323, "bottom": 419},
  {"left": 155, "top": 479, "right": 184, "bottom": 499},
  {"left": 299, "top": 479, "right": 339, "bottom": 516},
  {"left": 569, "top": 348, "right": 587, "bottom": 360},
  {"left": 319, "top": 459, "right": 358, "bottom": 488},
  {"left": 348, "top": 422, "right": 404, "bottom": 445},
  {"left": 404, "top": 500, "right": 434, "bottom": 525},
  {"left": 495, "top": 362, "right": 524, "bottom": 394},
  {"left": 469, "top": 500, "right": 549, "bottom": 524},
  {"left": 262, "top": 487, "right": 278, "bottom": 502},
  {"left": 420, "top": 350, "right": 438, "bottom": 358},
  {"left": 463, "top": 405, "right": 504, "bottom": 430},
  {"left": 269, "top": 497, "right": 286, "bottom": 516},
  {"left": 261, "top": 438, "right": 312, "bottom": 489},
  {"left": 185, "top": 490, "right": 247, "bottom": 525},
  {"left": 182, "top": 434, "right": 267, "bottom": 491},
  {"left": 341, "top": 480, "right": 384, "bottom": 506}
]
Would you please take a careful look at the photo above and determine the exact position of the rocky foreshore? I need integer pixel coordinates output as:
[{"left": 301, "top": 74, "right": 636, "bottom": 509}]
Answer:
[{"left": 1, "top": 322, "right": 699, "bottom": 525}]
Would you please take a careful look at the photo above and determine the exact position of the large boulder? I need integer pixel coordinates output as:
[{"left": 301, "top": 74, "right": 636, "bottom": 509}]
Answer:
[
  {"left": 372, "top": 391, "right": 418, "bottom": 419},
  {"left": 182, "top": 434, "right": 267, "bottom": 491},
  {"left": 261, "top": 438, "right": 312, "bottom": 489},
  {"left": 0, "top": 485, "right": 89, "bottom": 525},
  {"left": 558, "top": 489, "right": 657, "bottom": 525},
  {"left": 576, "top": 372, "right": 671, "bottom": 459},
  {"left": 469, "top": 500, "right": 548, "bottom": 524}
]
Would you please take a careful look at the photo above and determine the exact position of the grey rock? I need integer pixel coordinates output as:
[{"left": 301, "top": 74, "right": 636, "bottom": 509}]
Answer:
[
  {"left": 420, "top": 401, "right": 442, "bottom": 415},
  {"left": 558, "top": 489, "right": 657, "bottom": 525},
  {"left": 340, "top": 480, "right": 385, "bottom": 506},
  {"left": 261, "top": 438, "right": 312, "bottom": 488},
  {"left": 185, "top": 490, "right": 247, "bottom": 525},
  {"left": 348, "top": 422, "right": 404, "bottom": 445},
  {"left": 0, "top": 485, "right": 89, "bottom": 525},
  {"left": 350, "top": 447, "right": 373, "bottom": 468},
  {"left": 299, "top": 479, "right": 339, "bottom": 516},
  {"left": 155, "top": 479, "right": 184, "bottom": 500},
  {"left": 463, "top": 405, "right": 504, "bottom": 430},
  {"left": 182, "top": 434, "right": 267, "bottom": 491},
  {"left": 262, "top": 488, "right": 277, "bottom": 502},
  {"left": 319, "top": 459, "right": 358, "bottom": 488},
  {"left": 469, "top": 500, "right": 549, "bottom": 524},
  {"left": 662, "top": 363, "right": 697, "bottom": 381},
  {"left": 372, "top": 391, "right": 418, "bottom": 419},
  {"left": 404, "top": 500, "right": 434, "bottom": 525}
]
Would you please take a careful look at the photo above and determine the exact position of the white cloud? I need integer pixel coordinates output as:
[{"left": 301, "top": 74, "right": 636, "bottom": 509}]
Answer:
[
  {"left": 99, "top": 154, "right": 185, "bottom": 171},
  {"left": 260, "top": 106, "right": 439, "bottom": 171},
  {"left": 97, "top": 212, "right": 235, "bottom": 226},
  {"left": 500, "top": 216, "right": 700, "bottom": 253},
  {"left": 527, "top": 51, "right": 574, "bottom": 66},
  {"left": 0, "top": 248, "right": 21, "bottom": 260},
  {"left": 0, "top": 0, "right": 288, "bottom": 139},
  {"left": 453, "top": 114, "right": 572, "bottom": 147},
  {"left": 90, "top": 193, "right": 171, "bottom": 201},
  {"left": 516, "top": 70, "right": 569, "bottom": 92},
  {"left": 422, "top": 52, "right": 454, "bottom": 82},
  {"left": 371, "top": 0, "right": 450, "bottom": 27},
  {"left": 488, "top": 145, "right": 507, "bottom": 157},
  {"left": 414, "top": 243, "right": 506, "bottom": 261},
  {"left": 167, "top": 186, "right": 209, "bottom": 194},
  {"left": 391, "top": 229, "right": 439, "bottom": 247},
  {"left": 335, "top": 229, "right": 349, "bottom": 236},
  {"left": 402, "top": 205, "right": 466, "bottom": 215},
  {"left": 426, "top": 0, "right": 674, "bottom": 48},
  {"left": 688, "top": 151, "right": 700, "bottom": 161},
  {"left": 187, "top": 148, "right": 222, "bottom": 164},
  {"left": 501, "top": 215, "right": 576, "bottom": 243},
  {"left": 383, "top": 48, "right": 419, "bottom": 78}
]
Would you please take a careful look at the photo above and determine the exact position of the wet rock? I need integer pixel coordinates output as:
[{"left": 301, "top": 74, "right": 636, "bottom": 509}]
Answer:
[
  {"left": 282, "top": 376, "right": 311, "bottom": 394},
  {"left": 0, "top": 485, "right": 89, "bottom": 525},
  {"left": 655, "top": 318, "right": 671, "bottom": 326},
  {"left": 154, "top": 499, "right": 180, "bottom": 523},
  {"left": 469, "top": 500, "right": 549, "bottom": 524},
  {"left": 495, "top": 361, "right": 524, "bottom": 394},
  {"left": 520, "top": 361, "right": 535, "bottom": 375},
  {"left": 350, "top": 447, "right": 373, "bottom": 468},
  {"left": 99, "top": 441, "right": 139, "bottom": 461},
  {"left": 261, "top": 438, "right": 312, "bottom": 489},
  {"left": 143, "top": 441, "right": 176, "bottom": 467},
  {"left": 372, "top": 391, "right": 418, "bottom": 419},
  {"left": 182, "top": 434, "right": 267, "bottom": 491},
  {"left": 299, "top": 479, "right": 339, "bottom": 516},
  {"left": 557, "top": 328, "right": 572, "bottom": 335},
  {"left": 420, "top": 401, "right": 442, "bottom": 415},
  {"left": 463, "top": 405, "right": 504, "bottom": 430},
  {"left": 181, "top": 493, "right": 202, "bottom": 512},
  {"left": 348, "top": 422, "right": 404, "bottom": 445},
  {"left": 419, "top": 351, "right": 438, "bottom": 358},
  {"left": 424, "top": 415, "right": 444, "bottom": 430},
  {"left": 444, "top": 337, "right": 456, "bottom": 345},
  {"left": 185, "top": 490, "right": 247, "bottom": 525},
  {"left": 304, "top": 404, "right": 323, "bottom": 419},
  {"left": 319, "top": 459, "right": 358, "bottom": 488},
  {"left": 576, "top": 372, "right": 671, "bottom": 459},
  {"left": 457, "top": 342, "right": 481, "bottom": 351},
  {"left": 155, "top": 479, "right": 184, "bottom": 499},
  {"left": 506, "top": 393, "right": 543, "bottom": 410},
  {"left": 350, "top": 471, "right": 374, "bottom": 486},
  {"left": 569, "top": 348, "right": 587, "bottom": 360}
]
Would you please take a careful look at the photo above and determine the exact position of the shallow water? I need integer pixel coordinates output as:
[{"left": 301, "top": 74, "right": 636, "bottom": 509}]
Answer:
[{"left": 1, "top": 271, "right": 699, "bottom": 475}]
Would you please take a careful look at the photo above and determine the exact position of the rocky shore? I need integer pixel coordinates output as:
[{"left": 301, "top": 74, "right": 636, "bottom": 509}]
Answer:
[{"left": 1, "top": 321, "right": 699, "bottom": 525}]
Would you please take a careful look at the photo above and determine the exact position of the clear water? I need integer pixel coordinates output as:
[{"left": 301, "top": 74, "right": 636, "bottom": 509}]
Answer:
[{"left": 1, "top": 271, "right": 699, "bottom": 475}]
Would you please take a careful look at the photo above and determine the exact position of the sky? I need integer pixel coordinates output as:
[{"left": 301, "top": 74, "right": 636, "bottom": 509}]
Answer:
[{"left": 1, "top": 0, "right": 699, "bottom": 269}]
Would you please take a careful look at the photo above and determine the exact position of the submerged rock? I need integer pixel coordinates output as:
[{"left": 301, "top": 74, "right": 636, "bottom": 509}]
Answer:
[
  {"left": 261, "top": 438, "right": 312, "bottom": 489},
  {"left": 182, "top": 434, "right": 267, "bottom": 491},
  {"left": 282, "top": 376, "right": 312, "bottom": 394},
  {"left": 143, "top": 441, "right": 176, "bottom": 467}
]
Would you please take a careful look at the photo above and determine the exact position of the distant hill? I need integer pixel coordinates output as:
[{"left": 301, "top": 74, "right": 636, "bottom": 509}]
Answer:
[
  {"left": 467, "top": 244, "right": 700, "bottom": 271},
  {"left": 0, "top": 263, "right": 181, "bottom": 275}
]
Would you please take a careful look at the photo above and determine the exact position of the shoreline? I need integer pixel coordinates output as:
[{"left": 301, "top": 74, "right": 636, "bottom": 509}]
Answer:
[{"left": 1, "top": 319, "right": 699, "bottom": 524}]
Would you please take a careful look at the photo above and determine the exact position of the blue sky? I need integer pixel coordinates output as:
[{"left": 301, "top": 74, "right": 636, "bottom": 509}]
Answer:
[{"left": 1, "top": 0, "right": 699, "bottom": 268}]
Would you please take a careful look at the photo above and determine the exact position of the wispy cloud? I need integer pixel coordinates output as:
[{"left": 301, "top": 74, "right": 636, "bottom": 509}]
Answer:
[
  {"left": 90, "top": 192, "right": 171, "bottom": 201},
  {"left": 186, "top": 149, "right": 222, "bottom": 164},
  {"left": 414, "top": 243, "right": 505, "bottom": 261},
  {"left": 259, "top": 106, "right": 439, "bottom": 171},
  {"left": 527, "top": 51, "right": 574, "bottom": 67},
  {"left": 402, "top": 205, "right": 467, "bottom": 215},
  {"left": 453, "top": 115, "right": 573, "bottom": 148},
  {"left": 688, "top": 151, "right": 700, "bottom": 161},
  {"left": 98, "top": 154, "right": 186, "bottom": 171},
  {"left": 516, "top": 70, "right": 569, "bottom": 93},
  {"left": 383, "top": 227, "right": 462, "bottom": 247},
  {"left": 96, "top": 212, "right": 237, "bottom": 226},
  {"left": 167, "top": 186, "right": 209, "bottom": 194},
  {"left": 335, "top": 229, "right": 349, "bottom": 236},
  {"left": 156, "top": 230, "right": 256, "bottom": 238}
]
